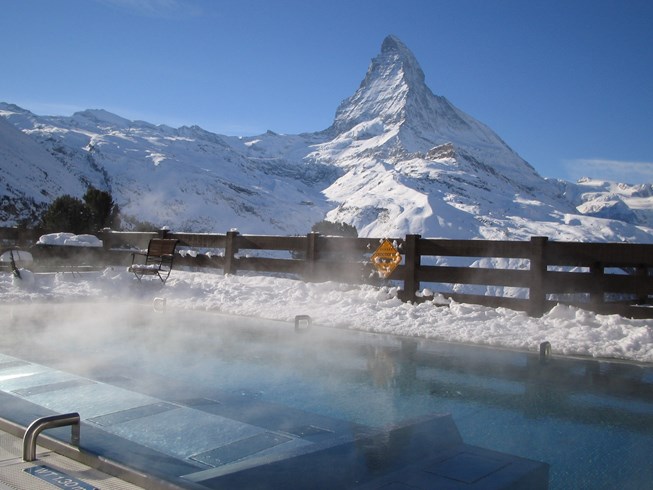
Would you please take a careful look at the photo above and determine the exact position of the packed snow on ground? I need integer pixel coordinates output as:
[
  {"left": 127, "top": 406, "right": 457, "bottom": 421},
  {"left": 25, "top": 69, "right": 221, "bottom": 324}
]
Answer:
[{"left": 1, "top": 266, "right": 652, "bottom": 364}]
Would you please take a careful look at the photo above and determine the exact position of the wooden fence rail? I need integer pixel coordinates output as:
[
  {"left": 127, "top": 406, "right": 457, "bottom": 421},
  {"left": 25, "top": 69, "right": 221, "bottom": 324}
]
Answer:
[{"left": 2, "top": 227, "right": 652, "bottom": 318}]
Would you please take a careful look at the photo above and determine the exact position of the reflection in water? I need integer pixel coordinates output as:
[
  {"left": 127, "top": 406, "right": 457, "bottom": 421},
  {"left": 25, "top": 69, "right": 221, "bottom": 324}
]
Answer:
[{"left": 366, "top": 347, "right": 396, "bottom": 388}]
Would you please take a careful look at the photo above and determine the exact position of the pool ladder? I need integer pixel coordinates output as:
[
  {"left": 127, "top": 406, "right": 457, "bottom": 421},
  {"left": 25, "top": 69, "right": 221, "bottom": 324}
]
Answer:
[{"left": 22, "top": 412, "right": 80, "bottom": 462}]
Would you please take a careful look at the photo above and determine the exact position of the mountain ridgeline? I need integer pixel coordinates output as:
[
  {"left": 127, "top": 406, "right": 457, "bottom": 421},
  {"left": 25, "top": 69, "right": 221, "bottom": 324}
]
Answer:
[{"left": 1, "top": 35, "right": 652, "bottom": 242}]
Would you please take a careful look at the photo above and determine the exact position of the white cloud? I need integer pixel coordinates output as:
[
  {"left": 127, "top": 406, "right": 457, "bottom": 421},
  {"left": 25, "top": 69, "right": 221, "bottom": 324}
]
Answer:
[{"left": 563, "top": 158, "right": 653, "bottom": 184}]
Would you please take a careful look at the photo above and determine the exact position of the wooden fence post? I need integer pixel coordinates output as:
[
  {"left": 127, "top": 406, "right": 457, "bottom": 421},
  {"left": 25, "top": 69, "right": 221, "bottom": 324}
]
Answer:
[
  {"left": 636, "top": 265, "right": 649, "bottom": 305},
  {"left": 402, "top": 234, "right": 421, "bottom": 302},
  {"left": 305, "top": 232, "right": 319, "bottom": 281},
  {"left": 224, "top": 230, "right": 239, "bottom": 275},
  {"left": 99, "top": 228, "right": 112, "bottom": 251},
  {"left": 589, "top": 262, "right": 604, "bottom": 307},
  {"left": 529, "top": 236, "right": 548, "bottom": 317}
]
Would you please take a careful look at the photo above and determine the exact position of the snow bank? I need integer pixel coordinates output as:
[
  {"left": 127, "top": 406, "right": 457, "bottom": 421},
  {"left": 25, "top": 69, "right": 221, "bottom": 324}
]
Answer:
[
  {"left": 37, "top": 233, "right": 103, "bottom": 247},
  {"left": 1, "top": 268, "right": 651, "bottom": 364}
]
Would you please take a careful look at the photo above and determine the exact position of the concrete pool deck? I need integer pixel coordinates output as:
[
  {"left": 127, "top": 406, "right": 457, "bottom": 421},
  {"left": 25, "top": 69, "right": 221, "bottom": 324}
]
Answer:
[
  {"left": 0, "top": 353, "right": 548, "bottom": 489},
  {"left": 0, "top": 426, "right": 147, "bottom": 490}
]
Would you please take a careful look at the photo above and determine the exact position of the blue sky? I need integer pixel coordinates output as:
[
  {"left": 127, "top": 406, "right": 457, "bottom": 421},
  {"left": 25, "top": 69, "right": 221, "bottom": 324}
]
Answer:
[{"left": 2, "top": 0, "right": 652, "bottom": 183}]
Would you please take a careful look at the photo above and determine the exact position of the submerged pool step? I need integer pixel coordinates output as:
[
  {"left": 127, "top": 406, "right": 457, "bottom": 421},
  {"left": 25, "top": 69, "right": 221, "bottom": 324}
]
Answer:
[
  {"left": 0, "top": 354, "right": 316, "bottom": 468},
  {"left": 183, "top": 413, "right": 549, "bottom": 489},
  {"left": 0, "top": 352, "right": 549, "bottom": 488},
  {"left": 190, "top": 432, "right": 294, "bottom": 467},
  {"left": 89, "top": 402, "right": 178, "bottom": 426}
]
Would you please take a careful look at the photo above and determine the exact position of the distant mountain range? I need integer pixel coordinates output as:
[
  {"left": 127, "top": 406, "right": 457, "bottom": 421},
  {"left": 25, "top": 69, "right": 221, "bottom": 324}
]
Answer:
[{"left": 1, "top": 35, "right": 652, "bottom": 243}]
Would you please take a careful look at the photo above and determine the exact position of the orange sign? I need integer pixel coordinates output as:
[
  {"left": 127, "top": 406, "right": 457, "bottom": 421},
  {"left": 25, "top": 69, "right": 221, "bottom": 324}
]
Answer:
[{"left": 370, "top": 240, "right": 401, "bottom": 278}]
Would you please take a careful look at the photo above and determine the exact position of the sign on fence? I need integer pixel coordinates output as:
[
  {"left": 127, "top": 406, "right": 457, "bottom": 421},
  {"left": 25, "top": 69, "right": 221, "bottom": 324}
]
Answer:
[{"left": 371, "top": 240, "right": 402, "bottom": 278}]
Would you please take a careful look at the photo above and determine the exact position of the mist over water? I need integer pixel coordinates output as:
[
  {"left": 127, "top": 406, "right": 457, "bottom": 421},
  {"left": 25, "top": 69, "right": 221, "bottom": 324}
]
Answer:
[{"left": 0, "top": 301, "right": 416, "bottom": 426}]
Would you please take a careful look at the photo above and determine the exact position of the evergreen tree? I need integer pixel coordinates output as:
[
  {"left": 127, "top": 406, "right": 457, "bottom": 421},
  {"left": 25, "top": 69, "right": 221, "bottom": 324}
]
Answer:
[
  {"left": 311, "top": 220, "right": 358, "bottom": 237},
  {"left": 83, "top": 187, "right": 115, "bottom": 230},
  {"left": 40, "top": 187, "right": 120, "bottom": 233},
  {"left": 40, "top": 195, "right": 92, "bottom": 234}
]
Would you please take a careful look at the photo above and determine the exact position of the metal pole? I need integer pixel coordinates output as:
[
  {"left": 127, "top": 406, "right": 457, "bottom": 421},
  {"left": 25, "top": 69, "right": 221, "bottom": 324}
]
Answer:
[{"left": 23, "top": 412, "right": 80, "bottom": 462}]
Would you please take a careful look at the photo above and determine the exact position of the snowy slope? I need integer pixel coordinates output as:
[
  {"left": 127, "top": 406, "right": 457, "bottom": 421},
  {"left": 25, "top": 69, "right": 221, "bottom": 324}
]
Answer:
[
  {"left": 0, "top": 105, "right": 333, "bottom": 233},
  {"left": 551, "top": 177, "right": 653, "bottom": 228},
  {"left": 0, "top": 108, "right": 91, "bottom": 225},
  {"left": 1, "top": 35, "right": 653, "bottom": 243}
]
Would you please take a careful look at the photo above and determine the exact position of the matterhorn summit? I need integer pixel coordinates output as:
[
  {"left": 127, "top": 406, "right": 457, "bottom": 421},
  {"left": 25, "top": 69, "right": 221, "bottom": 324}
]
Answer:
[
  {"left": 332, "top": 35, "right": 427, "bottom": 133},
  {"left": 324, "top": 35, "right": 543, "bottom": 188},
  {"left": 306, "top": 36, "right": 583, "bottom": 238},
  {"left": 1, "top": 35, "right": 653, "bottom": 243}
]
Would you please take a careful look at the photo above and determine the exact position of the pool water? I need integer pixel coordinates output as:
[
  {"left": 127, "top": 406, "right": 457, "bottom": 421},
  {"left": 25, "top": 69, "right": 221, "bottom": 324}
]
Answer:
[{"left": 1, "top": 303, "right": 652, "bottom": 489}]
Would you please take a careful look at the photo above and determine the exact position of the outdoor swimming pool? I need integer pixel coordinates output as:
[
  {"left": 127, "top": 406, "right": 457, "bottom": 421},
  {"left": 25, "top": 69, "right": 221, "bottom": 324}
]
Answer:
[{"left": 0, "top": 302, "right": 651, "bottom": 488}]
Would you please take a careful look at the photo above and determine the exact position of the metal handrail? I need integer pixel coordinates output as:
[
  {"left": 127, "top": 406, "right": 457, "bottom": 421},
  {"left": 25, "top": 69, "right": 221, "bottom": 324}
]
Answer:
[{"left": 23, "top": 412, "right": 80, "bottom": 462}]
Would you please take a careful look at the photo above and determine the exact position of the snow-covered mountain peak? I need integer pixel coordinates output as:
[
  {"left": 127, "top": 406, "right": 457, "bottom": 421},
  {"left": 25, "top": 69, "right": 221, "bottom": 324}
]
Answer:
[
  {"left": 320, "top": 36, "right": 547, "bottom": 204},
  {"left": 380, "top": 34, "right": 426, "bottom": 83},
  {"left": 332, "top": 35, "right": 423, "bottom": 135},
  {"left": 330, "top": 37, "right": 532, "bottom": 168},
  {"left": 71, "top": 109, "right": 131, "bottom": 129},
  {"left": 332, "top": 34, "right": 481, "bottom": 147}
]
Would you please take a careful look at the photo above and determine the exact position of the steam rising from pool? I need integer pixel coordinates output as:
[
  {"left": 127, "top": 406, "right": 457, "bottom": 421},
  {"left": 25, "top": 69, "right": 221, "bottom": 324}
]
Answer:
[{"left": 0, "top": 301, "right": 422, "bottom": 427}]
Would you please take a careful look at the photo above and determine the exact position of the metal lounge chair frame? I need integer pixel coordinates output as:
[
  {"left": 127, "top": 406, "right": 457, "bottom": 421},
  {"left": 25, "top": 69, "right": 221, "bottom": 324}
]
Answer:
[{"left": 128, "top": 238, "right": 179, "bottom": 284}]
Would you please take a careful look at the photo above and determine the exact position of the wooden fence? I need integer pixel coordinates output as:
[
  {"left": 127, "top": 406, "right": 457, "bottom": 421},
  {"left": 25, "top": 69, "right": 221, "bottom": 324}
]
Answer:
[{"left": 2, "top": 227, "right": 653, "bottom": 318}]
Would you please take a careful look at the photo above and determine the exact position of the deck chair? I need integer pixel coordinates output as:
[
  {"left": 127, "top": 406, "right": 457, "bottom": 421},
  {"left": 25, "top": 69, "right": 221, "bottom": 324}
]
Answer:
[{"left": 128, "top": 238, "right": 179, "bottom": 284}]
